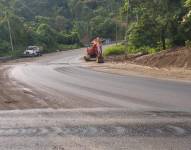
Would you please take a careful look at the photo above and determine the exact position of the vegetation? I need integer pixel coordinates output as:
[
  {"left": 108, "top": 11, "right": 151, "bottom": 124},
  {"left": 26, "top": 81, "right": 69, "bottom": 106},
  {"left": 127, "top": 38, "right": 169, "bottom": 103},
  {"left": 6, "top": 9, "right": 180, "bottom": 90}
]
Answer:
[
  {"left": 118, "top": 0, "right": 191, "bottom": 55},
  {"left": 104, "top": 44, "right": 127, "bottom": 56},
  {"left": 1, "top": 0, "right": 191, "bottom": 57},
  {"left": 105, "top": 0, "right": 191, "bottom": 56},
  {"left": 0, "top": 0, "right": 124, "bottom": 57}
]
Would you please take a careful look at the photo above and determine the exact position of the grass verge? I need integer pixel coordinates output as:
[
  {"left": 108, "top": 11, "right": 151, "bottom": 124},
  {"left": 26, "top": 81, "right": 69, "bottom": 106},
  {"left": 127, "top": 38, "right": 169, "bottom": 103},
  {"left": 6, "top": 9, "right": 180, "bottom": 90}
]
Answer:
[
  {"left": 104, "top": 44, "right": 160, "bottom": 57},
  {"left": 103, "top": 44, "right": 127, "bottom": 56}
]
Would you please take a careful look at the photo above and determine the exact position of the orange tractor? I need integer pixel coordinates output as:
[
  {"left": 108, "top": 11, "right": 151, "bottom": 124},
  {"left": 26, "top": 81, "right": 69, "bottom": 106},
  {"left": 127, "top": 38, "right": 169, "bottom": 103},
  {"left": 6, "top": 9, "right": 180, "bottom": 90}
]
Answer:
[{"left": 84, "top": 38, "right": 104, "bottom": 63}]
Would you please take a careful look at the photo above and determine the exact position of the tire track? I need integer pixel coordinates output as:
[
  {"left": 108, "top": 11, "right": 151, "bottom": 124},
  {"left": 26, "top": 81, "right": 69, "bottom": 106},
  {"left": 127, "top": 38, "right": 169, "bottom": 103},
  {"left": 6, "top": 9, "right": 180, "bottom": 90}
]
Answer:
[{"left": 0, "top": 123, "right": 190, "bottom": 137}]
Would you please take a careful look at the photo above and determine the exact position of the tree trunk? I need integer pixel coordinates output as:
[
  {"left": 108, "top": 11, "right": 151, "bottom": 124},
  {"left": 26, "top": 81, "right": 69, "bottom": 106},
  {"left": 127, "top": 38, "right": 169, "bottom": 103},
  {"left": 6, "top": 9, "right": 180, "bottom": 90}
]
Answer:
[{"left": 161, "top": 29, "right": 166, "bottom": 50}]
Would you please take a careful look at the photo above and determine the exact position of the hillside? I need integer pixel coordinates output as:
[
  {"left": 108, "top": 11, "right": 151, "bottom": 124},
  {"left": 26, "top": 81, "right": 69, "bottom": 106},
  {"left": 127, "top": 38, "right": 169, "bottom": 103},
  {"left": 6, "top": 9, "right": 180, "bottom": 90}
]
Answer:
[{"left": 0, "top": 0, "right": 124, "bottom": 56}]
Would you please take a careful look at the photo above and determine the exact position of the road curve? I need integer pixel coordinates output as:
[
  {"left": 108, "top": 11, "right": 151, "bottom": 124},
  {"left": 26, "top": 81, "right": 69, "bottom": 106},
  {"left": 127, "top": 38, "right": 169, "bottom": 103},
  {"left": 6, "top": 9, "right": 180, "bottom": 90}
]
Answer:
[
  {"left": 1, "top": 48, "right": 191, "bottom": 149},
  {"left": 10, "top": 48, "right": 191, "bottom": 111}
]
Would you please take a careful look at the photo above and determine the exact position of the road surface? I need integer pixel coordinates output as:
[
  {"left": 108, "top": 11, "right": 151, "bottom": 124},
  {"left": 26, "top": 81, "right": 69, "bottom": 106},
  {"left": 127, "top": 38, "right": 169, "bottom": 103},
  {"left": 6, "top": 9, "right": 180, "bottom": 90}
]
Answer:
[{"left": 0, "top": 48, "right": 191, "bottom": 149}]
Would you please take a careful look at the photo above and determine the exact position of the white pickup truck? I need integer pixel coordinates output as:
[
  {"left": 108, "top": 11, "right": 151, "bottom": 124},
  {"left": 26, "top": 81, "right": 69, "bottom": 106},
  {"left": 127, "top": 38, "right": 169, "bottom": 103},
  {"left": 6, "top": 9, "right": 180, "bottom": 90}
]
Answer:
[{"left": 23, "top": 46, "right": 42, "bottom": 57}]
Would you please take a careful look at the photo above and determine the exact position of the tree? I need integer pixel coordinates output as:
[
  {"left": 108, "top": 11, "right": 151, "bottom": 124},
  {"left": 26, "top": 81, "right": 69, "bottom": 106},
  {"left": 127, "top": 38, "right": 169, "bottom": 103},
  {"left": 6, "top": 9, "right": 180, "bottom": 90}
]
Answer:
[
  {"left": 0, "top": 0, "right": 125, "bottom": 55},
  {"left": 36, "top": 24, "right": 57, "bottom": 49},
  {"left": 122, "top": 0, "right": 185, "bottom": 51}
]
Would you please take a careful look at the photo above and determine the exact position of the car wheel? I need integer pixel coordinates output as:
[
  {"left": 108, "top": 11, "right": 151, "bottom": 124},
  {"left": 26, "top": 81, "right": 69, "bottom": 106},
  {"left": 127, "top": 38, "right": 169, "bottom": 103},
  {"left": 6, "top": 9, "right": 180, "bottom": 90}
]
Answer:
[{"left": 26, "top": 52, "right": 30, "bottom": 57}]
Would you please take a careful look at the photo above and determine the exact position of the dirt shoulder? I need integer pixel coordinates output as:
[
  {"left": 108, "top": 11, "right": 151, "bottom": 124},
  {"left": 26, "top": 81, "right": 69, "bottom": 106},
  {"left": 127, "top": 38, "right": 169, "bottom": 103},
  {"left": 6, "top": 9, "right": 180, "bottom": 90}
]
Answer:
[
  {"left": 0, "top": 52, "right": 68, "bottom": 110},
  {"left": 85, "top": 61, "right": 191, "bottom": 82},
  {"left": 84, "top": 47, "right": 191, "bottom": 82},
  {"left": 134, "top": 47, "right": 191, "bottom": 69},
  {"left": 0, "top": 65, "right": 48, "bottom": 110}
]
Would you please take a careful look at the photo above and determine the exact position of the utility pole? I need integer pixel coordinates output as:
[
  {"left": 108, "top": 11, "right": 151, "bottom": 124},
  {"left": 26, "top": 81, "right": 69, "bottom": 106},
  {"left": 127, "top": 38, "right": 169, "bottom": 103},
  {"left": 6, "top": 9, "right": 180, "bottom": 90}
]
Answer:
[
  {"left": 115, "top": 2, "right": 118, "bottom": 45},
  {"left": 127, "top": 0, "right": 130, "bottom": 26},
  {"left": 109, "top": 0, "right": 118, "bottom": 45},
  {"left": 115, "top": 22, "right": 118, "bottom": 45},
  {"left": 125, "top": 0, "right": 130, "bottom": 43},
  {"left": 6, "top": 11, "right": 14, "bottom": 55}
]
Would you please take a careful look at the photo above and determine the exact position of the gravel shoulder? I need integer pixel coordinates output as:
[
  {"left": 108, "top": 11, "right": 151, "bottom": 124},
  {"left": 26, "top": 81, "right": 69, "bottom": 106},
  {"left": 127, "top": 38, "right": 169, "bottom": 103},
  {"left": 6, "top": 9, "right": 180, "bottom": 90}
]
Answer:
[
  {"left": 0, "top": 49, "right": 84, "bottom": 110},
  {"left": 0, "top": 52, "right": 70, "bottom": 110},
  {"left": 88, "top": 46, "right": 191, "bottom": 82},
  {"left": 84, "top": 61, "right": 191, "bottom": 83}
]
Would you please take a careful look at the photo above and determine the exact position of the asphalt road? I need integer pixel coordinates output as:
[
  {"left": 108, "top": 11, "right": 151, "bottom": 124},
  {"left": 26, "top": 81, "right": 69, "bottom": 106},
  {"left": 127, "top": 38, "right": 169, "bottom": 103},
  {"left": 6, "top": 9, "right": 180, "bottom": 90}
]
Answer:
[{"left": 1, "top": 48, "right": 191, "bottom": 149}]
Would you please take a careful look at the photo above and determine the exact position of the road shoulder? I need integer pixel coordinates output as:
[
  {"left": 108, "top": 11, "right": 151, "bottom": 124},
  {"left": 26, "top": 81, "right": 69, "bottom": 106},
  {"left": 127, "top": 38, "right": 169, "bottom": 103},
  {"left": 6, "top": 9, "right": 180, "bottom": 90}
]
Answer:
[{"left": 83, "top": 61, "right": 191, "bottom": 82}]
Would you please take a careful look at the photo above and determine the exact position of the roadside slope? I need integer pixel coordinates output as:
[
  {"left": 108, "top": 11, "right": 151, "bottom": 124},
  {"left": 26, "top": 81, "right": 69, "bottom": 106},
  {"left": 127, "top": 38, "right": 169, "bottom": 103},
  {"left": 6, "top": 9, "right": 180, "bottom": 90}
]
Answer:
[
  {"left": 88, "top": 47, "right": 191, "bottom": 82},
  {"left": 134, "top": 47, "right": 191, "bottom": 69}
]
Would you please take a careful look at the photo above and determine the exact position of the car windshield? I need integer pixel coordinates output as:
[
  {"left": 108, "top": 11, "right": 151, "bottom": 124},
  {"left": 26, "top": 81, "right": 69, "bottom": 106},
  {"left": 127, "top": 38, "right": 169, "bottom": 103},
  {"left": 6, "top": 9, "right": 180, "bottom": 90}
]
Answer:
[{"left": 28, "top": 47, "right": 37, "bottom": 50}]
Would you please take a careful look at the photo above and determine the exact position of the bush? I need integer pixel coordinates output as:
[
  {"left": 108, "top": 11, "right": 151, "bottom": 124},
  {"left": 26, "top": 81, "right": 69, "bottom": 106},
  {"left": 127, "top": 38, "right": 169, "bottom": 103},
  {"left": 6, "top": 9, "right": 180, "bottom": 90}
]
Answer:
[
  {"left": 104, "top": 44, "right": 159, "bottom": 57},
  {"left": 148, "top": 48, "right": 158, "bottom": 54},
  {"left": 127, "top": 45, "right": 146, "bottom": 54},
  {"left": 36, "top": 24, "right": 57, "bottom": 49},
  {"left": 0, "top": 40, "right": 10, "bottom": 51},
  {"left": 104, "top": 45, "right": 127, "bottom": 56},
  {"left": 57, "top": 32, "right": 80, "bottom": 45},
  {"left": 185, "top": 40, "right": 191, "bottom": 48},
  {"left": 58, "top": 44, "right": 80, "bottom": 50},
  {"left": 127, "top": 21, "right": 159, "bottom": 50}
]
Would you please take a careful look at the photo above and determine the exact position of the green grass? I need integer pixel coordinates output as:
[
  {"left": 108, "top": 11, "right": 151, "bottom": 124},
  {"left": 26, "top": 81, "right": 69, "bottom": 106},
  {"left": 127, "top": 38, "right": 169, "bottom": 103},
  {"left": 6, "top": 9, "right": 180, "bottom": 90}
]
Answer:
[
  {"left": 0, "top": 51, "right": 10, "bottom": 57},
  {"left": 103, "top": 44, "right": 160, "bottom": 57},
  {"left": 104, "top": 44, "right": 127, "bottom": 56},
  {"left": 0, "top": 50, "right": 19, "bottom": 57}
]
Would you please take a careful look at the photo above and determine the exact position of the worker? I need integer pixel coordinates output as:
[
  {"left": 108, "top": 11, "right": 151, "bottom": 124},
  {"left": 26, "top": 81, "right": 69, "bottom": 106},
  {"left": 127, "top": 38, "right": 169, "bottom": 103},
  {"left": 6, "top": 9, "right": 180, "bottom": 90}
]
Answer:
[
  {"left": 96, "top": 37, "right": 103, "bottom": 56},
  {"left": 95, "top": 37, "right": 104, "bottom": 63},
  {"left": 90, "top": 38, "right": 98, "bottom": 55}
]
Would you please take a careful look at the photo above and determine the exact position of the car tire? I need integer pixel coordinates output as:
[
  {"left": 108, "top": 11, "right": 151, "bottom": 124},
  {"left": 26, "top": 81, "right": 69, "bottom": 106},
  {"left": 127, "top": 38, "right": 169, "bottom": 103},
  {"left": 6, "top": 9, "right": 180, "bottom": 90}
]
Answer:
[{"left": 26, "top": 52, "right": 30, "bottom": 57}]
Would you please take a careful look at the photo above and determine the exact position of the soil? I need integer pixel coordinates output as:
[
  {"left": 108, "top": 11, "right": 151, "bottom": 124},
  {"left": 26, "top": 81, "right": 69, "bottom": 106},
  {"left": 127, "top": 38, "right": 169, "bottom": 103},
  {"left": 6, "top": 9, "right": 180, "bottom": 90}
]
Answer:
[
  {"left": 0, "top": 52, "right": 69, "bottom": 110},
  {"left": 0, "top": 66, "right": 45, "bottom": 110},
  {"left": 134, "top": 47, "right": 191, "bottom": 69},
  {"left": 86, "top": 47, "right": 191, "bottom": 82}
]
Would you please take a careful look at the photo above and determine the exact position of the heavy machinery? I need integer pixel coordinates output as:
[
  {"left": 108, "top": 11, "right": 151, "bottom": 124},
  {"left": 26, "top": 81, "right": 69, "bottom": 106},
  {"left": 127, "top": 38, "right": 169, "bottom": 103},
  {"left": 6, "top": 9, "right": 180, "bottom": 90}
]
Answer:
[{"left": 84, "top": 42, "right": 104, "bottom": 63}]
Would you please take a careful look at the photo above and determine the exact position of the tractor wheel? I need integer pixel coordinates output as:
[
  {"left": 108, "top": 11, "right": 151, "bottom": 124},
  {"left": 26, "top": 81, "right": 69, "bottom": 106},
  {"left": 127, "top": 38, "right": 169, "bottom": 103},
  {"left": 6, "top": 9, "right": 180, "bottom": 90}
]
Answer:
[
  {"left": 84, "top": 55, "right": 90, "bottom": 61},
  {"left": 96, "top": 56, "right": 104, "bottom": 63}
]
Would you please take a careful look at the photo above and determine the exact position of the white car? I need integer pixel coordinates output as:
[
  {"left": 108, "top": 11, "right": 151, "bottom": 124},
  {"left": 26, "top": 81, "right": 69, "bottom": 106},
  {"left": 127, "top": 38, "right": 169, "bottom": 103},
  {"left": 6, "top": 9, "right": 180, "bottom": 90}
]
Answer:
[{"left": 24, "top": 46, "right": 42, "bottom": 57}]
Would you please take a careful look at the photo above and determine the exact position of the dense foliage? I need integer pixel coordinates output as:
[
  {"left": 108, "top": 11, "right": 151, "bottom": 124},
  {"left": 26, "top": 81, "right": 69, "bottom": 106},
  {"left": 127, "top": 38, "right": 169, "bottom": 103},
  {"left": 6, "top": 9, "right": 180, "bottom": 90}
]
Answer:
[
  {"left": 103, "top": 44, "right": 126, "bottom": 56},
  {"left": 120, "top": 0, "right": 191, "bottom": 53},
  {"left": 0, "top": 0, "right": 124, "bottom": 56},
  {"left": 1, "top": 0, "right": 191, "bottom": 57}
]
